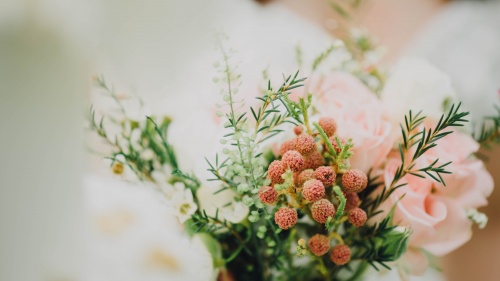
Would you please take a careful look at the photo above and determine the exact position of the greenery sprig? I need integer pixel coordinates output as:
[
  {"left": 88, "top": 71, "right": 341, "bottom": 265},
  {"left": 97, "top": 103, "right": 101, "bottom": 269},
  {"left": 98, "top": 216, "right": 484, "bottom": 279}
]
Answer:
[
  {"left": 362, "top": 103, "right": 469, "bottom": 216},
  {"left": 474, "top": 105, "right": 500, "bottom": 148}
]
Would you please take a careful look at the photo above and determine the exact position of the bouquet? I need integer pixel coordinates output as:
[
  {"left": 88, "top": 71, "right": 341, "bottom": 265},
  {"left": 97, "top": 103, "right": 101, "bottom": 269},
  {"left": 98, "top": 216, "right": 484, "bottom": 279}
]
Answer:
[{"left": 88, "top": 31, "right": 499, "bottom": 280}]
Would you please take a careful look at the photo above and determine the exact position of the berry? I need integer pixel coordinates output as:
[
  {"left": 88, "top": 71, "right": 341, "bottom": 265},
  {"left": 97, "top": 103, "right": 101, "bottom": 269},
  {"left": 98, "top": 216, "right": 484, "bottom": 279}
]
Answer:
[
  {"left": 282, "top": 150, "right": 304, "bottom": 172},
  {"left": 297, "top": 169, "right": 314, "bottom": 186},
  {"left": 294, "top": 126, "right": 303, "bottom": 135},
  {"left": 295, "top": 135, "right": 316, "bottom": 156},
  {"left": 302, "top": 179, "right": 325, "bottom": 202},
  {"left": 330, "top": 245, "right": 351, "bottom": 265},
  {"left": 313, "top": 166, "right": 336, "bottom": 186},
  {"left": 268, "top": 160, "right": 285, "bottom": 184},
  {"left": 342, "top": 169, "right": 367, "bottom": 193},
  {"left": 258, "top": 186, "right": 278, "bottom": 205},
  {"left": 274, "top": 207, "right": 298, "bottom": 230},
  {"left": 279, "top": 139, "right": 296, "bottom": 156},
  {"left": 344, "top": 192, "right": 360, "bottom": 212},
  {"left": 308, "top": 234, "right": 330, "bottom": 256},
  {"left": 303, "top": 151, "right": 325, "bottom": 170},
  {"left": 348, "top": 207, "right": 367, "bottom": 227},
  {"left": 318, "top": 117, "right": 337, "bottom": 137},
  {"left": 311, "top": 199, "right": 335, "bottom": 224}
]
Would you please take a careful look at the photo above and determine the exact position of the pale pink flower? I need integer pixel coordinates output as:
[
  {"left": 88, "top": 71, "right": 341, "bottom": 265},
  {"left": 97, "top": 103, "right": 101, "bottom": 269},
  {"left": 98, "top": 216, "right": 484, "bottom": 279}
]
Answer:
[
  {"left": 382, "top": 128, "right": 493, "bottom": 276},
  {"left": 309, "top": 72, "right": 396, "bottom": 173}
]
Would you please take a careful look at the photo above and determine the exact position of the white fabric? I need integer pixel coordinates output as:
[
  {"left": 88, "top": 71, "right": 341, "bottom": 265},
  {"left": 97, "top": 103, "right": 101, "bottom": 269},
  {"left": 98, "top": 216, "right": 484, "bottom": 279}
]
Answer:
[{"left": 405, "top": 1, "right": 500, "bottom": 123}]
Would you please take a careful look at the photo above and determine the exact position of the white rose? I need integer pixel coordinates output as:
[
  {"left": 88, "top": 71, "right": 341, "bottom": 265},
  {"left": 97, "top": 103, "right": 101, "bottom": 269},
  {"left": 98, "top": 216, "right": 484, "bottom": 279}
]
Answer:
[
  {"left": 381, "top": 57, "right": 457, "bottom": 123},
  {"left": 196, "top": 185, "right": 249, "bottom": 224}
]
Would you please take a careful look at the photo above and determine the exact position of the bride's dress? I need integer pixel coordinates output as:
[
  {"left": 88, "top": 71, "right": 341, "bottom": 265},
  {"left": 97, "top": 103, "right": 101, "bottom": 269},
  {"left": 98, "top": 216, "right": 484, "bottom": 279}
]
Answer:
[{"left": 85, "top": 1, "right": 500, "bottom": 280}]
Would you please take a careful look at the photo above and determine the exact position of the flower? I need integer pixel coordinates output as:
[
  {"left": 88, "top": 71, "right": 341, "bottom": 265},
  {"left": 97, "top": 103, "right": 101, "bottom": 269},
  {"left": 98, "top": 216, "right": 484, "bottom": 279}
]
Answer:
[
  {"left": 274, "top": 207, "right": 298, "bottom": 230},
  {"left": 311, "top": 72, "right": 395, "bottom": 173},
  {"left": 348, "top": 207, "right": 367, "bottom": 227},
  {"left": 196, "top": 185, "right": 249, "bottom": 224},
  {"left": 170, "top": 184, "right": 197, "bottom": 224},
  {"left": 330, "top": 245, "right": 351, "bottom": 265},
  {"left": 297, "top": 169, "right": 314, "bottom": 186},
  {"left": 383, "top": 129, "right": 493, "bottom": 275},
  {"left": 341, "top": 169, "right": 367, "bottom": 193},
  {"left": 295, "top": 135, "right": 316, "bottom": 156},
  {"left": 281, "top": 150, "right": 304, "bottom": 172},
  {"left": 303, "top": 151, "right": 325, "bottom": 170},
  {"left": 279, "top": 139, "right": 297, "bottom": 156},
  {"left": 313, "top": 166, "right": 336, "bottom": 187},
  {"left": 308, "top": 234, "right": 330, "bottom": 256},
  {"left": 258, "top": 186, "right": 278, "bottom": 205},
  {"left": 268, "top": 160, "right": 286, "bottom": 184},
  {"left": 318, "top": 117, "right": 337, "bottom": 137},
  {"left": 344, "top": 192, "right": 360, "bottom": 212},
  {"left": 381, "top": 58, "right": 457, "bottom": 123},
  {"left": 311, "top": 199, "right": 335, "bottom": 224},
  {"left": 302, "top": 179, "right": 326, "bottom": 202},
  {"left": 293, "top": 126, "right": 303, "bottom": 135}
]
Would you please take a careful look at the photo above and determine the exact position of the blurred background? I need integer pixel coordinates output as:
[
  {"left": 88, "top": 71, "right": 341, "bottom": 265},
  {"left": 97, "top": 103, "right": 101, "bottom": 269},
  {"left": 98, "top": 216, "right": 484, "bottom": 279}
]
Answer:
[{"left": 1, "top": 0, "right": 499, "bottom": 280}]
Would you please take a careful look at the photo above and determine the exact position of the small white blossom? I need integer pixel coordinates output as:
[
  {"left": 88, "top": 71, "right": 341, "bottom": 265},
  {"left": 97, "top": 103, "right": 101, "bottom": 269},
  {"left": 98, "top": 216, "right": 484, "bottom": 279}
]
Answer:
[
  {"left": 466, "top": 209, "right": 488, "bottom": 229},
  {"left": 171, "top": 185, "right": 197, "bottom": 223},
  {"left": 140, "top": 148, "right": 155, "bottom": 161}
]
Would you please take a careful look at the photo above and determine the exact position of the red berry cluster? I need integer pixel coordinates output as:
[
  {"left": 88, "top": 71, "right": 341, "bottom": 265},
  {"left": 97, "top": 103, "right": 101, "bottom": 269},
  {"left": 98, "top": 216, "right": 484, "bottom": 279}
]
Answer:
[{"left": 260, "top": 117, "right": 369, "bottom": 262}]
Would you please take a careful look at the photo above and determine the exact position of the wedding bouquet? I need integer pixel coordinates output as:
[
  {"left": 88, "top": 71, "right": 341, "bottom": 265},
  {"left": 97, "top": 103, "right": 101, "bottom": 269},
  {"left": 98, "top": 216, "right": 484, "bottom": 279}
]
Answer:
[{"left": 88, "top": 32, "right": 499, "bottom": 280}]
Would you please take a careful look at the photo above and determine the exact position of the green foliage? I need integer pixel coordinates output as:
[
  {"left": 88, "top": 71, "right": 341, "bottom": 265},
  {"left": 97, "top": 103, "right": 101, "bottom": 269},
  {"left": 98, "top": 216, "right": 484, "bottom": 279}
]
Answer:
[
  {"left": 314, "top": 122, "right": 354, "bottom": 170},
  {"left": 474, "top": 105, "right": 500, "bottom": 148},
  {"left": 353, "top": 212, "right": 411, "bottom": 271},
  {"left": 362, "top": 103, "right": 469, "bottom": 216},
  {"left": 87, "top": 76, "right": 198, "bottom": 193}
]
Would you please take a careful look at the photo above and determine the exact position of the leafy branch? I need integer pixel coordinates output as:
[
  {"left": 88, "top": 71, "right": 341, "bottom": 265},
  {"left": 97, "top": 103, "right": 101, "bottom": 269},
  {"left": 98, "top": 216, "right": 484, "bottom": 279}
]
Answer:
[
  {"left": 474, "top": 105, "right": 500, "bottom": 148},
  {"left": 364, "top": 103, "right": 469, "bottom": 216},
  {"left": 251, "top": 70, "right": 307, "bottom": 143}
]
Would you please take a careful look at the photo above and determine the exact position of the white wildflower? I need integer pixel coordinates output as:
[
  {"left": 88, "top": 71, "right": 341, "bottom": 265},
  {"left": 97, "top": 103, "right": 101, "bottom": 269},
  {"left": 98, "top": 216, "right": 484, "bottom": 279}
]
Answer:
[
  {"left": 466, "top": 208, "right": 488, "bottom": 229},
  {"left": 171, "top": 185, "right": 197, "bottom": 223},
  {"left": 140, "top": 148, "right": 155, "bottom": 161}
]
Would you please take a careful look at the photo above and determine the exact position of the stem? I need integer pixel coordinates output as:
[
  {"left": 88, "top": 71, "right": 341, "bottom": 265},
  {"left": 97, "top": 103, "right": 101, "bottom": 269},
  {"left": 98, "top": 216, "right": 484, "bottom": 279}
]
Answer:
[
  {"left": 328, "top": 232, "right": 344, "bottom": 245},
  {"left": 345, "top": 261, "right": 369, "bottom": 281}
]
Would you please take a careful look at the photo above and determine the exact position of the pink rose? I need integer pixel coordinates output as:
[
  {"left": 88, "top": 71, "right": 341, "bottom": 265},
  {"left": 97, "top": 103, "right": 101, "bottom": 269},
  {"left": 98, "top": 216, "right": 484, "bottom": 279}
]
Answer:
[
  {"left": 382, "top": 128, "right": 493, "bottom": 275},
  {"left": 309, "top": 73, "right": 396, "bottom": 172}
]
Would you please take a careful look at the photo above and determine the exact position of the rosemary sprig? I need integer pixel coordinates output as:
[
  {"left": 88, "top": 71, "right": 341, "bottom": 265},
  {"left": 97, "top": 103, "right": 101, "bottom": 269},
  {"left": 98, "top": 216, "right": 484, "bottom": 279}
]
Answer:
[{"left": 364, "top": 103, "right": 469, "bottom": 216}]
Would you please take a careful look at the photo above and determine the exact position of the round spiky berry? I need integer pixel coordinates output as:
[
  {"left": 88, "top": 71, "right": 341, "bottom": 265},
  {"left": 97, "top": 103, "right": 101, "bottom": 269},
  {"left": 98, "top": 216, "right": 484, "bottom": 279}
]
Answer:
[
  {"left": 341, "top": 169, "right": 367, "bottom": 193},
  {"left": 330, "top": 245, "right": 351, "bottom": 265},
  {"left": 344, "top": 192, "right": 360, "bottom": 212},
  {"left": 348, "top": 207, "right": 367, "bottom": 227},
  {"left": 302, "top": 179, "right": 325, "bottom": 202},
  {"left": 274, "top": 207, "right": 298, "bottom": 230},
  {"left": 258, "top": 186, "right": 278, "bottom": 205},
  {"left": 297, "top": 169, "right": 314, "bottom": 186},
  {"left": 303, "top": 151, "right": 325, "bottom": 170},
  {"left": 295, "top": 134, "right": 316, "bottom": 156},
  {"left": 313, "top": 166, "right": 336, "bottom": 186},
  {"left": 308, "top": 234, "right": 330, "bottom": 256},
  {"left": 294, "top": 126, "right": 303, "bottom": 136},
  {"left": 268, "top": 160, "right": 285, "bottom": 184},
  {"left": 279, "top": 139, "right": 296, "bottom": 156},
  {"left": 311, "top": 199, "right": 335, "bottom": 224},
  {"left": 318, "top": 117, "right": 337, "bottom": 137},
  {"left": 282, "top": 150, "right": 304, "bottom": 172}
]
